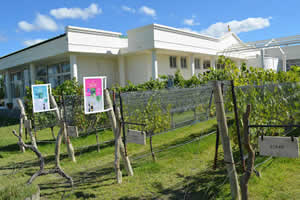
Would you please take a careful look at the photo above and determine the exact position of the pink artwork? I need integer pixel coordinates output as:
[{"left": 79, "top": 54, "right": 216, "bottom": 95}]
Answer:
[{"left": 85, "top": 78, "right": 102, "bottom": 97}]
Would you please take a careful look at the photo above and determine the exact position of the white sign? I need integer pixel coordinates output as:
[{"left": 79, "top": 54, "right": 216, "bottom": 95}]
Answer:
[
  {"left": 259, "top": 136, "right": 299, "bottom": 158},
  {"left": 83, "top": 76, "right": 107, "bottom": 114},
  {"left": 127, "top": 129, "right": 146, "bottom": 145},
  {"left": 32, "top": 84, "right": 51, "bottom": 113}
]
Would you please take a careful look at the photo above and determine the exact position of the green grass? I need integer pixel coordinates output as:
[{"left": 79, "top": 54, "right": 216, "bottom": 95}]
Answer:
[
  {"left": 0, "top": 119, "right": 299, "bottom": 200},
  {"left": 0, "top": 183, "right": 38, "bottom": 200}
]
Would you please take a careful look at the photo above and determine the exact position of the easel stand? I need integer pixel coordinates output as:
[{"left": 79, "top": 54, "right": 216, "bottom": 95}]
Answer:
[
  {"left": 104, "top": 90, "right": 134, "bottom": 184},
  {"left": 12, "top": 98, "right": 73, "bottom": 186}
]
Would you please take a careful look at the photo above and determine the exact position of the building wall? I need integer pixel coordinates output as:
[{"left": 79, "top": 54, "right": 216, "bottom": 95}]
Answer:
[
  {"left": 153, "top": 28, "right": 220, "bottom": 55},
  {"left": 77, "top": 54, "right": 119, "bottom": 88},
  {"left": 125, "top": 53, "right": 152, "bottom": 85},
  {"left": 127, "top": 25, "right": 154, "bottom": 52}
]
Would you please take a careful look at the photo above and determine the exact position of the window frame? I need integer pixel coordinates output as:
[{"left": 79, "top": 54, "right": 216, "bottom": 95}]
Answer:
[
  {"left": 169, "top": 56, "right": 177, "bottom": 68},
  {"left": 195, "top": 58, "right": 201, "bottom": 69},
  {"left": 203, "top": 60, "right": 211, "bottom": 69},
  {"left": 36, "top": 61, "right": 71, "bottom": 88},
  {"left": 180, "top": 56, "right": 187, "bottom": 69}
]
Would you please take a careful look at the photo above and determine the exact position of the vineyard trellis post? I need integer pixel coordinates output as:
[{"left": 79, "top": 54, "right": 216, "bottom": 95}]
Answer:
[
  {"left": 61, "top": 94, "right": 76, "bottom": 162},
  {"left": 113, "top": 91, "right": 134, "bottom": 176},
  {"left": 213, "top": 81, "right": 241, "bottom": 200},
  {"left": 231, "top": 80, "right": 246, "bottom": 171},
  {"left": 241, "top": 104, "right": 255, "bottom": 200}
]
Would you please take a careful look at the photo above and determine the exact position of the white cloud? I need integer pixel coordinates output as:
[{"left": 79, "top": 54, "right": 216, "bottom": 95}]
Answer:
[
  {"left": 18, "top": 21, "right": 35, "bottom": 32},
  {"left": 183, "top": 18, "right": 200, "bottom": 26},
  {"left": 201, "top": 17, "right": 271, "bottom": 37},
  {"left": 23, "top": 38, "right": 46, "bottom": 46},
  {"left": 18, "top": 13, "right": 58, "bottom": 32},
  {"left": 139, "top": 6, "right": 156, "bottom": 18},
  {"left": 122, "top": 5, "right": 135, "bottom": 13},
  {"left": 50, "top": 3, "right": 101, "bottom": 20}
]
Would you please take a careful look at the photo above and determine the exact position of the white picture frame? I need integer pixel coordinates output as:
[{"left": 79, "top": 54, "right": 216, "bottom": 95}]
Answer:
[
  {"left": 83, "top": 76, "right": 107, "bottom": 114},
  {"left": 31, "top": 84, "right": 51, "bottom": 113}
]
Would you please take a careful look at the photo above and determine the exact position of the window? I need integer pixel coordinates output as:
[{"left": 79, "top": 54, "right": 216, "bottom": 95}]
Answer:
[
  {"left": 36, "top": 61, "right": 71, "bottom": 88},
  {"left": 195, "top": 58, "right": 201, "bottom": 69},
  {"left": 181, "top": 57, "right": 187, "bottom": 69},
  {"left": 10, "top": 71, "right": 24, "bottom": 98},
  {"left": 203, "top": 60, "right": 211, "bottom": 69},
  {"left": 0, "top": 73, "right": 6, "bottom": 101},
  {"left": 169, "top": 56, "right": 177, "bottom": 68}
]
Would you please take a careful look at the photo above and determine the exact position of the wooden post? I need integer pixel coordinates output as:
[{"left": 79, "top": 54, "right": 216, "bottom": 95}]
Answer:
[
  {"left": 50, "top": 127, "right": 56, "bottom": 140},
  {"left": 231, "top": 80, "right": 245, "bottom": 171},
  {"left": 17, "top": 99, "right": 37, "bottom": 149},
  {"left": 241, "top": 105, "right": 255, "bottom": 200},
  {"left": 104, "top": 89, "right": 122, "bottom": 183},
  {"left": 50, "top": 95, "right": 76, "bottom": 162},
  {"left": 96, "top": 131, "right": 100, "bottom": 152},
  {"left": 213, "top": 127, "right": 220, "bottom": 170},
  {"left": 149, "top": 131, "right": 156, "bottom": 162},
  {"left": 213, "top": 81, "right": 241, "bottom": 200},
  {"left": 18, "top": 114, "right": 26, "bottom": 152},
  {"left": 115, "top": 107, "right": 134, "bottom": 176},
  {"left": 171, "top": 112, "right": 175, "bottom": 128}
]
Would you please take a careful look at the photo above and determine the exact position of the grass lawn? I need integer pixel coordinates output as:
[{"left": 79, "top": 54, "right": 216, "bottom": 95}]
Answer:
[{"left": 0, "top": 119, "right": 299, "bottom": 200}]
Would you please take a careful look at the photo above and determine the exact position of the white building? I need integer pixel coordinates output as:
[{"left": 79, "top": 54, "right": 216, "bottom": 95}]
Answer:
[{"left": 1, "top": 23, "right": 298, "bottom": 109}]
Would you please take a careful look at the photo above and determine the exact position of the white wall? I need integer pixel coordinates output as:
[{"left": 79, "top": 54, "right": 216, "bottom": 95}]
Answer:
[
  {"left": 125, "top": 53, "right": 152, "bottom": 84},
  {"left": 0, "top": 36, "right": 68, "bottom": 71},
  {"left": 153, "top": 27, "right": 219, "bottom": 55},
  {"left": 77, "top": 54, "right": 118, "bottom": 88},
  {"left": 127, "top": 25, "right": 154, "bottom": 52}
]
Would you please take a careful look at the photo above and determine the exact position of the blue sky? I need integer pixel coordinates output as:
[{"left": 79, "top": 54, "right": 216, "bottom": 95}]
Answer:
[{"left": 0, "top": 0, "right": 299, "bottom": 57}]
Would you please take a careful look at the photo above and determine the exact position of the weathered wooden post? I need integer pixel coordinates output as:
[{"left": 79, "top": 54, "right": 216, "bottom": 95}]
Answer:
[
  {"left": 241, "top": 105, "right": 255, "bottom": 200},
  {"left": 49, "top": 95, "right": 76, "bottom": 162},
  {"left": 115, "top": 107, "right": 134, "bottom": 176},
  {"left": 96, "top": 131, "right": 100, "bottom": 152},
  {"left": 213, "top": 81, "right": 241, "bottom": 200},
  {"left": 104, "top": 89, "right": 122, "bottom": 183},
  {"left": 17, "top": 98, "right": 37, "bottom": 149}
]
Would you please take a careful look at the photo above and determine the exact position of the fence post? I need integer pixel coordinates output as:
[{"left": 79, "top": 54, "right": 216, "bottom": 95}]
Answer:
[
  {"left": 61, "top": 94, "right": 76, "bottom": 163},
  {"left": 241, "top": 105, "right": 255, "bottom": 200},
  {"left": 213, "top": 81, "right": 241, "bottom": 200},
  {"left": 231, "top": 80, "right": 246, "bottom": 171}
]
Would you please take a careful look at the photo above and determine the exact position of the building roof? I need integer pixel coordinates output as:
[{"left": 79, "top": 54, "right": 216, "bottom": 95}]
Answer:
[{"left": 0, "top": 33, "right": 66, "bottom": 60}]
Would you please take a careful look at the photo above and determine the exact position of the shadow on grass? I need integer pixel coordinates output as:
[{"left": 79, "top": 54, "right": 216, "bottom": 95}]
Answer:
[
  {"left": 39, "top": 165, "right": 115, "bottom": 199},
  {"left": 120, "top": 155, "right": 231, "bottom": 200}
]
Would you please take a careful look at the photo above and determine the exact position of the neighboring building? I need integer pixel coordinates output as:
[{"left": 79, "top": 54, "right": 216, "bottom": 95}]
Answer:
[
  {"left": 0, "top": 24, "right": 246, "bottom": 109},
  {"left": 3, "top": 23, "right": 300, "bottom": 109}
]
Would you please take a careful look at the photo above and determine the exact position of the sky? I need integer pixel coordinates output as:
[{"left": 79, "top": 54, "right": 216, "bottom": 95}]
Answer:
[{"left": 0, "top": 0, "right": 300, "bottom": 57}]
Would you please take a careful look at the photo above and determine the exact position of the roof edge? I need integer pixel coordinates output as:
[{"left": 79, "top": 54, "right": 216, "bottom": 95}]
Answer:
[
  {"left": 66, "top": 26, "right": 122, "bottom": 37},
  {"left": 0, "top": 33, "right": 67, "bottom": 60}
]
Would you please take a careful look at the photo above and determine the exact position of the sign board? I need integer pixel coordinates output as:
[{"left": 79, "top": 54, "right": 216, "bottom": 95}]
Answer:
[
  {"left": 259, "top": 136, "right": 299, "bottom": 158},
  {"left": 24, "top": 120, "right": 32, "bottom": 129},
  {"left": 67, "top": 126, "right": 79, "bottom": 138},
  {"left": 127, "top": 129, "right": 146, "bottom": 145},
  {"left": 83, "top": 76, "right": 106, "bottom": 114},
  {"left": 32, "top": 84, "right": 51, "bottom": 113}
]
